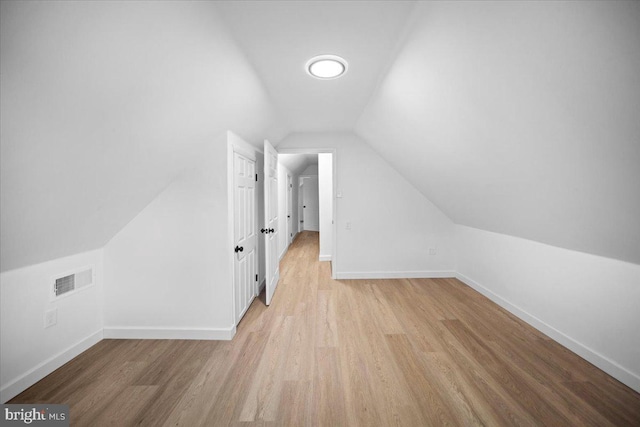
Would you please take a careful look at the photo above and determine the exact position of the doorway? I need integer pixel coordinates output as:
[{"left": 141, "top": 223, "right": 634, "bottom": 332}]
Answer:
[{"left": 278, "top": 149, "right": 336, "bottom": 277}]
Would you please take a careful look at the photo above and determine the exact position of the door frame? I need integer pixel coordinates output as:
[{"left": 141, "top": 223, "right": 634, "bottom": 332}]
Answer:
[
  {"left": 227, "top": 132, "right": 260, "bottom": 326},
  {"left": 278, "top": 148, "right": 337, "bottom": 280}
]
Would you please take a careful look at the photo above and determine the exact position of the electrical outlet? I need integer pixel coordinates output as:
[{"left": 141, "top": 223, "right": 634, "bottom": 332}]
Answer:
[
  {"left": 44, "top": 308, "right": 57, "bottom": 328},
  {"left": 346, "top": 221, "right": 352, "bottom": 230},
  {"left": 429, "top": 248, "right": 437, "bottom": 255}
]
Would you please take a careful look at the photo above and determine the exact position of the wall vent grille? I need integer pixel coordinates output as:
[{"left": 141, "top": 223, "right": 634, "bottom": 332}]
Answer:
[
  {"left": 55, "top": 275, "right": 75, "bottom": 296},
  {"left": 53, "top": 267, "right": 93, "bottom": 299}
]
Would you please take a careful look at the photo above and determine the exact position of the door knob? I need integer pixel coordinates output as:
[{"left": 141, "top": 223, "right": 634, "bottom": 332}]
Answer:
[
  {"left": 234, "top": 246, "right": 244, "bottom": 253},
  {"left": 261, "top": 228, "right": 267, "bottom": 233},
  {"left": 269, "top": 228, "right": 274, "bottom": 233},
  {"left": 303, "top": 205, "right": 306, "bottom": 208},
  {"left": 287, "top": 215, "right": 290, "bottom": 218}
]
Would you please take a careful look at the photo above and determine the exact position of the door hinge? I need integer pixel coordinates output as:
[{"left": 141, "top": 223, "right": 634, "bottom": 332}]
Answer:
[
  {"left": 255, "top": 274, "right": 258, "bottom": 282},
  {"left": 255, "top": 174, "right": 258, "bottom": 182}
]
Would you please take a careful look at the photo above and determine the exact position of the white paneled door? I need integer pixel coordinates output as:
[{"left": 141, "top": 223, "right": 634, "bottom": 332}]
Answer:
[
  {"left": 263, "top": 140, "right": 280, "bottom": 305},
  {"left": 233, "top": 150, "right": 257, "bottom": 324},
  {"left": 287, "top": 174, "right": 293, "bottom": 245},
  {"left": 302, "top": 176, "right": 320, "bottom": 231}
]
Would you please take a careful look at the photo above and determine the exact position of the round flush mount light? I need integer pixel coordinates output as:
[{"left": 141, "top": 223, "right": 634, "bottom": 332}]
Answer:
[{"left": 306, "top": 54, "right": 348, "bottom": 79}]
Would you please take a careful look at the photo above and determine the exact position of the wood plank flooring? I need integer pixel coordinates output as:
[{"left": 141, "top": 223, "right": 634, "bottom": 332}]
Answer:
[{"left": 10, "top": 231, "right": 640, "bottom": 426}]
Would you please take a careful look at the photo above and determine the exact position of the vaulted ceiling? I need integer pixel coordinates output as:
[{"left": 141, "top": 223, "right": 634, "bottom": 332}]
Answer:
[
  {"left": 216, "top": 1, "right": 415, "bottom": 132},
  {"left": 278, "top": 154, "right": 318, "bottom": 177},
  {"left": 2, "top": 0, "right": 639, "bottom": 271},
  {"left": 357, "top": 1, "right": 640, "bottom": 264},
  {"left": 0, "top": 1, "right": 285, "bottom": 271}
]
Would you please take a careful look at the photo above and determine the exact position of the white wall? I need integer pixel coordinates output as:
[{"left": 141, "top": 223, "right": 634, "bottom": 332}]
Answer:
[
  {"left": 357, "top": 0, "right": 640, "bottom": 264},
  {"left": 456, "top": 225, "right": 640, "bottom": 392},
  {"left": 1, "top": 249, "right": 104, "bottom": 402},
  {"left": 103, "top": 133, "right": 234, "bottom": 339},
  {"left": 318, "top": 153, "right": 334, "bottom": 261},
  {"left": 277, "top": 132, "right": 455, "bottom": 278}
]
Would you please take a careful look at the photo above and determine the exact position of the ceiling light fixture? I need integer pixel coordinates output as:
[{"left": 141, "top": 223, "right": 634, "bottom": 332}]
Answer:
[{"left": 306, "top": 54, "right": 348, "bottom": 80}]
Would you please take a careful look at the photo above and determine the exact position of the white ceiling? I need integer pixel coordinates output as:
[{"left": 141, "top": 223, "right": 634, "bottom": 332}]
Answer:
[
  {"left": 216, "top": 0, "right": 416, "bottom": 133},
  {"left": 357, "top": 1, "right": 640, "bottom": 264},
  {"left": 278, "top": 153, "right": 318, "bottom": 176},
  {"left": 2, "top": 0, "right": 638, "bottom": 270}
]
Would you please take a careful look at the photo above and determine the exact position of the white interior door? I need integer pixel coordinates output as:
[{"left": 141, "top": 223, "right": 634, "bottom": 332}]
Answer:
[
  {"left": 302, "top": 176, "right": 320, "bottom": 231},
  {"left": 298, "top": 179, "right": 304, "bottom": 233},
  {"left": 287, "top": 174, "right": 293, "bottom": 244},
  {"left": 263, "top": 140, "right": 280, "bottom": 305},
  {"left": 233, "top": 151, "right": 257, "bottom": 324}
]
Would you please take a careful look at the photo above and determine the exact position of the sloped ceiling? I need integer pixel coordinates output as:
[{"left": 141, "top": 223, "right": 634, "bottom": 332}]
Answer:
[
  {"left": 2, "top": 0, "right": 638, "bottom": 271},
  {"left": 357, "top": 1, "right": 640, "bottom": 264},
  {"left": 0, "top": 1, "right": 285, "bottom": 271},
  {"left": 279, "top": 154, "right": 318, "bottom": 177},
  {"left": 215, "top": 0, "right": 416, "bottom": 132}
]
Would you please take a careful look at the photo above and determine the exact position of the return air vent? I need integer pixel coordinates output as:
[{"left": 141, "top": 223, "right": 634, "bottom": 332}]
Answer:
[
  {"left": 55, "top": 275, "right": 74, "bottom": 296},
  {"left": 53, "top": 267, "right": 94, "bottom": 299}
]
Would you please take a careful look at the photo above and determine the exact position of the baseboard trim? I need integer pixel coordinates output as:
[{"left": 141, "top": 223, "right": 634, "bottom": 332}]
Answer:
[
  {"left": 335, "top": 270, "right": 455, "bottom": 280},
  {"left": 279, "top": 246, "right": 288, "bottom": 261},
  {"left": 319, "top": 255, "right": 332, "bottom": 262},
  {"left": 1, "top": 330, "right": 103, "bottom": 403},
  {"left": 103, "top": 326, "right": 236, "bottom": 341},
  {"left": 455, "top": 272, "right": 640, "bottom": 393}
]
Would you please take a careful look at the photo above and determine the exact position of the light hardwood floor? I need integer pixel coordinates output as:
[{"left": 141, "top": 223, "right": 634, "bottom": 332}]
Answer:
[{"left": 10, "top": 231, "right": 640, "bottom": 426}]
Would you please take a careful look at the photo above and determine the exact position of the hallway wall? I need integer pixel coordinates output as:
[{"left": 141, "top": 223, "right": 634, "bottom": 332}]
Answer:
[
  {"left": 318, "top": 153, "right": 334, "bottom": 261},
  {"left": 456, "top": 225, "right": 640, "bottom": 392},
  {"left": 277, "top": 132, "right": 455, "bottom": 278},
  {"left": 103, "top": 133, "right": 235, "bottom": 340}
]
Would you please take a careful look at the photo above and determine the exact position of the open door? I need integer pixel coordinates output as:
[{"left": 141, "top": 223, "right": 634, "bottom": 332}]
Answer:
[
  {"left": 233, "top": 150, "right": 257, "bottom": 323},
  {"left": 263, "top": 140, "right": 280, "bottom": 305},
  {"left": 287, "top": 174, "right": 293, "bottom": 245}
]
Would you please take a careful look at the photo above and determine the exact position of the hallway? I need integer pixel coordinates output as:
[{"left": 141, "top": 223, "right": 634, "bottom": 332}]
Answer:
[{"left": 10, "top": 231, "right": 640, "bottom": 425}]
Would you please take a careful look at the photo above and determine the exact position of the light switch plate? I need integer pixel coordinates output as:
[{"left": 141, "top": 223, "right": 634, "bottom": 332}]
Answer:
[{"left": 44, "top": 308, "right": 57, "bottom": 328}]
